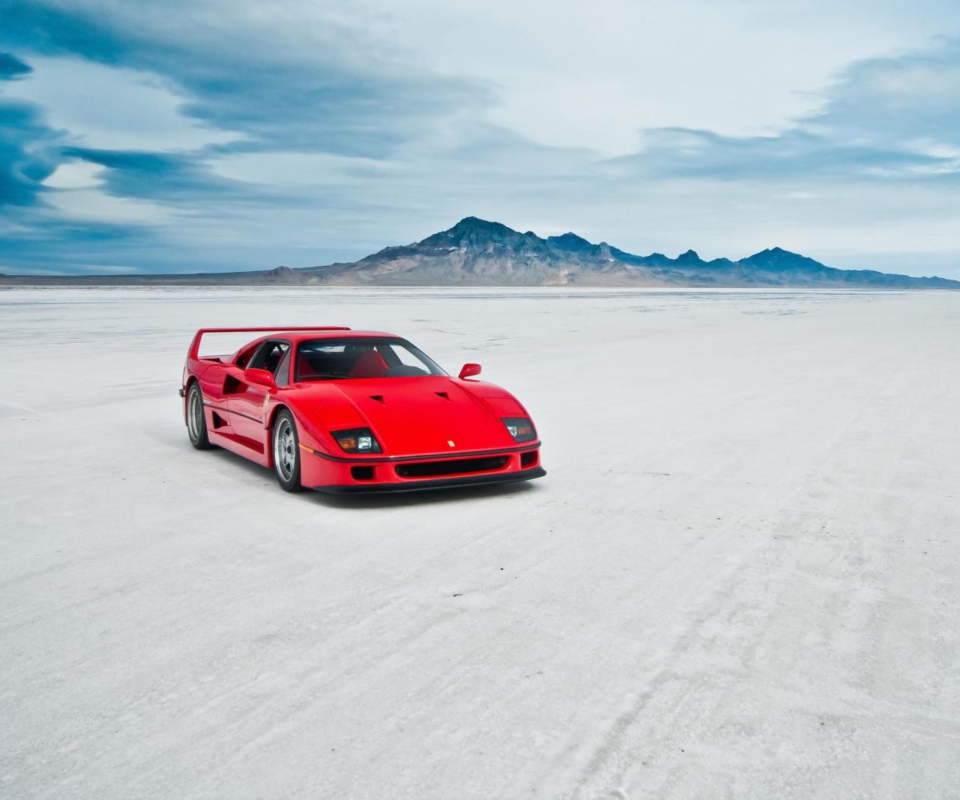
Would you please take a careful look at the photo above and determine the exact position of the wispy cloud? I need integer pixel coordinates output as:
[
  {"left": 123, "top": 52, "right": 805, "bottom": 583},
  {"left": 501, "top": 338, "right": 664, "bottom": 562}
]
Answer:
[
  {"left": 1, "top": 0, "right": 489, "bottom": 157},
  {"left": 62, "top": 148, "right": 246, "bottom": 202},
  {"left": 0, "top": 51, "right": 32, "bottom": 80},
  {"left": 0, "top": 96, "right": 61, "bottom": 207},
  {"left": 612, "top": 39, "right": 960, "bottom": 184}
]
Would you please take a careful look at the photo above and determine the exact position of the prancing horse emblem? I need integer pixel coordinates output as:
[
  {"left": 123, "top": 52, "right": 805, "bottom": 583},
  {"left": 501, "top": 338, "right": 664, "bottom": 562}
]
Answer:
[{"left": 448, "top": 440, "right": 455, "bottom": 447}]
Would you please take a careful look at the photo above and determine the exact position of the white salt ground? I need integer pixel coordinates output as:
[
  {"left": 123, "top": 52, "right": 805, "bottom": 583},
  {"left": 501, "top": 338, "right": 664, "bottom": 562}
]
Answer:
[{"left": 0, "top": 287, "right": 958, "bottom": 799}]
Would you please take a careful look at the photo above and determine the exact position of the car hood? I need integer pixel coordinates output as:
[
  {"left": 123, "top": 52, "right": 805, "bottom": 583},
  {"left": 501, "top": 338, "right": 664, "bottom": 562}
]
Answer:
[{"left": 300, "top": 376, "right": 519, "bottom": 457}]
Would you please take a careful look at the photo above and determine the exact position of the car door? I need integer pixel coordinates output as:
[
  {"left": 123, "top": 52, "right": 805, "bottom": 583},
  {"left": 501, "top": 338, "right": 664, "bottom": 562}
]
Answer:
[{"left": 226, "top": 340, "right": 291, "bottom": 445}]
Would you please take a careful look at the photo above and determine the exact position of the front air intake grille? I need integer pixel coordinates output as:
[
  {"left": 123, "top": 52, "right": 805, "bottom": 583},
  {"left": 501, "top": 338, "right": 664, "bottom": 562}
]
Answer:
[
  {"left": 395, "top": 456, "right": 509, "bottom": 479},
  {"left": 351, "top": 466, "right": 375, "bottom": 481}
]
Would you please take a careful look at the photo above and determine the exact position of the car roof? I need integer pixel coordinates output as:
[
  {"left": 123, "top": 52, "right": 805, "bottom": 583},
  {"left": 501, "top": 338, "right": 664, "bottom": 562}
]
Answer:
[{"left": 252, "top": 330, "right": 401, "bottom": 346}]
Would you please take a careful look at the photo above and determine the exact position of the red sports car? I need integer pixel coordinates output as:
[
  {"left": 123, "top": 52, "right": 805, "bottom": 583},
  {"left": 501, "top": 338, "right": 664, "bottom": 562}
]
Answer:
[{"left": 181, "top": 327, "right": 546, "bottom": 493}]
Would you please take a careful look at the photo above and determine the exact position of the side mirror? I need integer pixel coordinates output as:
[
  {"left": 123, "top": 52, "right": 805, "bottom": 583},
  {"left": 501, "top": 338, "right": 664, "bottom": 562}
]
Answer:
[
  {"left": 244, "top": 367, "right": 277, "bottom": 391},
  {"left": 459, "top": 363, "right": 482, "bottom": 380}
]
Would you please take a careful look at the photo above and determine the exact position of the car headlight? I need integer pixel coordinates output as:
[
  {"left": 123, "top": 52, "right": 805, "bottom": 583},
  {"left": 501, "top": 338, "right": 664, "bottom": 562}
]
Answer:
[
  {"left": 502, "top": 417, "right": 536, "bottom": 443},
  {"left": 332, "top": 427, "right": 382, "bottom": 453}
]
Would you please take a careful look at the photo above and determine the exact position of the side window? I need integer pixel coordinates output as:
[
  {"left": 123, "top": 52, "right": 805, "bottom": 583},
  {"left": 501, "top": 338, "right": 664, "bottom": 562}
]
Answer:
[
  {"left": 249, "top": 340, "right": 291, "bottom": 375},
  {"left": 247, "top": 342, "right": 271, "bottom": 370},
  {"left": 236, "top": 343, "right": 259, "bottom": 369},
  {"left": 274, "top": 346, "right": 291, "bottom": 387}
]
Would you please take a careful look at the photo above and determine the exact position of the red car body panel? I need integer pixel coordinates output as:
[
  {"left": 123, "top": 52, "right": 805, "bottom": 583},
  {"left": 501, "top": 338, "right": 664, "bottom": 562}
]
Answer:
[{"left": 181, "top": 327, "right": 545, "bottom": 492}]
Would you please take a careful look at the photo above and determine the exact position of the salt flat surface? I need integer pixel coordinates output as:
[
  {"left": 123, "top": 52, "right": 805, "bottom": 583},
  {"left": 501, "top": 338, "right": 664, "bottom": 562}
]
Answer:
[{"left": 1, "top": 287, "right": 959, "bottom": 799}]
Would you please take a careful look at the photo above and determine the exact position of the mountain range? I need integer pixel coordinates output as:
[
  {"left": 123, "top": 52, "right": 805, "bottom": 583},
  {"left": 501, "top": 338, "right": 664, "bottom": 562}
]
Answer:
[{"left": 3, "top": 217, "right": 958, "bottom": 288}]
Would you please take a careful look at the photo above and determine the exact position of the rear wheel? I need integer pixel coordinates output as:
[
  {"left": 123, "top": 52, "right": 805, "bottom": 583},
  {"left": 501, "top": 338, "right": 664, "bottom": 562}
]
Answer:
[
  {"left": 186, "top": 383, "right": 212, "bottom": 450},
  {"left": 272, "top": 410, "right": 303, "bottom": 492}
]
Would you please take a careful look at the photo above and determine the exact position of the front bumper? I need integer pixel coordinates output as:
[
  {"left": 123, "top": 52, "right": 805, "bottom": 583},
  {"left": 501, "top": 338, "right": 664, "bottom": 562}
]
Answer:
[
  {"left": 314, "top": 465, "right": 546, "bottom": 494},
  {"left": 300, "top": 439, "right": 544, "bottom": 493}
]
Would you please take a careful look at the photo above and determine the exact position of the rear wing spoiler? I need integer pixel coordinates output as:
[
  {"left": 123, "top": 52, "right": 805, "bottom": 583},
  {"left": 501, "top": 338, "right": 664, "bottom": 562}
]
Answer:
[{"left": 187, "top": 326, "right": 351, "bottom": 360}]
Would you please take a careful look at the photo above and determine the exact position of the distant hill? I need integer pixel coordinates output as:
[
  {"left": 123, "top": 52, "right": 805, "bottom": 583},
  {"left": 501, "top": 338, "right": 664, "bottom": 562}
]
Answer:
[{"left": 3, "top": 216, "right": 958, "bottom": 288}]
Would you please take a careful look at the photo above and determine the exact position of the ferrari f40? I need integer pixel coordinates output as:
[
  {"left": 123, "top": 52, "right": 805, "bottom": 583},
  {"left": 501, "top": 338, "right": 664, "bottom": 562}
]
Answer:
[{"left": 180, "top": 327, "right": 546, "bottom": 493}]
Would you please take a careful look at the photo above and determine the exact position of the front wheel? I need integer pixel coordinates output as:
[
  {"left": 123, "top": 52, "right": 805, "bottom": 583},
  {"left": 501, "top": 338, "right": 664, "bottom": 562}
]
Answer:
[
  {"left": 272, "top": 410, "right": 303, "bottom": 492},
  {"left": 186, "top": 383, "right": 212, "bottom": 450}
]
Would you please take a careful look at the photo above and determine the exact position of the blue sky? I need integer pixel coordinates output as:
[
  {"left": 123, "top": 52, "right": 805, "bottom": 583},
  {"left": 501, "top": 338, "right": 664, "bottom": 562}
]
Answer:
[{"left": 3, "top": 0, "right": 960, "bottom": 277}]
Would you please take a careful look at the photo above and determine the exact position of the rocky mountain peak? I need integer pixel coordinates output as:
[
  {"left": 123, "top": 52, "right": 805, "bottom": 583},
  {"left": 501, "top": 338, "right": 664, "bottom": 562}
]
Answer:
[
  {"left": 547, "top": 232, "right": 595, "bottom": 253},
  {"left": 412, "top": 217, "right": 527, "bottom": 254},
  {"left": 438, "top": 217, "right": 517, "bottom": 242},
  {"left": 676, "top": 249, "right": 702, "bottom": 265},
  {"left": 741, "top": 247, "right": 822, "bottom": 271}
]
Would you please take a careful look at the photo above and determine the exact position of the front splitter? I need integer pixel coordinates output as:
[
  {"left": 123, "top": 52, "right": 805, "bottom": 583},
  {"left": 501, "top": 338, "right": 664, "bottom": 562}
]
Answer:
[{"left": 313, "top": 466, "right": 546, "bottom": 494}]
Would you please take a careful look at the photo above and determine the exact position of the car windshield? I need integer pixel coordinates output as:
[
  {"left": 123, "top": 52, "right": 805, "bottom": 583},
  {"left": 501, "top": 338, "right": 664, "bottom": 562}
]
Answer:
[{"left": 295, "top": 337, "right": 447, "bottom": 382}]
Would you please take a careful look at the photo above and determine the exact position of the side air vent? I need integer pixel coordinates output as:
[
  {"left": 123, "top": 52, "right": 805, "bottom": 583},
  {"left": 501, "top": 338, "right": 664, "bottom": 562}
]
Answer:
[
  {"left": 370, "top": 395, "right": 384, "bottom": 403},
  {"left": 435, "top": 392, "right": 450, "bottom": 400},
  {"left": 223, "top": 374, "right": 245, "bottom": 395}
]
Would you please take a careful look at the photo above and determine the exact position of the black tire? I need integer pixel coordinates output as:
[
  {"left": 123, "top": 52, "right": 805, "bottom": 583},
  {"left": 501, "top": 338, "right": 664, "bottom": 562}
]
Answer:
[
  {"left": 186, "top": 382, "right": 212, "bottom": 450},
  {"left": 272, "top": 410, "right": 303, "bottom": 492}
]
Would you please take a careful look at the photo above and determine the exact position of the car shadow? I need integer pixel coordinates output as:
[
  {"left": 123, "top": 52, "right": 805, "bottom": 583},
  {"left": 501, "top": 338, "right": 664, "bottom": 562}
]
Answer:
[
  {"left": 306, "top": 479, "right": 541, "bottom": 510},
  {"left": 198, "top": 444, "right": 279, "bottom": 483}
]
